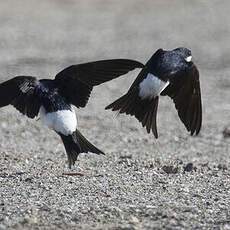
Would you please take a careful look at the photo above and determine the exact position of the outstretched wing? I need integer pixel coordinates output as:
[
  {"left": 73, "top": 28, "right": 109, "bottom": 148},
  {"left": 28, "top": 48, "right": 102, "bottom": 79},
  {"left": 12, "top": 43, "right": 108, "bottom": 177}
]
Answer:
[
  {"left": 0, "top": 76, "right": 41, "bottom": 118},
  {"left": 163, "top": 64, "right": 202, "bottom": 135},
  {"left": 54, "top": 59, "right": 144, "bottom": 108}
]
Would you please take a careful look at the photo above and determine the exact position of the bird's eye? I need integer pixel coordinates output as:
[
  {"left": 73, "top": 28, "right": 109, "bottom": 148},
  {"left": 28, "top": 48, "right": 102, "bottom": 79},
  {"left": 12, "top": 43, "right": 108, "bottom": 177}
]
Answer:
[{"left": 185, "top": 56, "right": 192, "bottom": 62}]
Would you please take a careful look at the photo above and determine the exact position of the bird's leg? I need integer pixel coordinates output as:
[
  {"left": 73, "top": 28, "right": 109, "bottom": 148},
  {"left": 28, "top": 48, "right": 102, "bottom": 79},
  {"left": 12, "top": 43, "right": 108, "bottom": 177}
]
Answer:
[{"left": 62, "top": 164, "right": 86, "bottom": 176}]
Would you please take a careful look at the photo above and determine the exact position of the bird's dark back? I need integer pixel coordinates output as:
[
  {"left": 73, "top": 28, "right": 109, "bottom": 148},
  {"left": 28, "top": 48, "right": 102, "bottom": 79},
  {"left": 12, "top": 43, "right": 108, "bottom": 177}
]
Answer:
[{"left": 36, "top": 79, "right": 71, "bottom": 112}]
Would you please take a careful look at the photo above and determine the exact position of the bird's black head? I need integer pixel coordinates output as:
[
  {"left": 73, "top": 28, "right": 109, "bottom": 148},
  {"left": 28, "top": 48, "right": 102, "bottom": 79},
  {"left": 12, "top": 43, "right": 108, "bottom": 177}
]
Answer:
[
  {"left": 145, "top": 47, "right": 194, "bottom": 81},
  {"left": 173, "top": 47, "right": 192, "bottom": 63}
]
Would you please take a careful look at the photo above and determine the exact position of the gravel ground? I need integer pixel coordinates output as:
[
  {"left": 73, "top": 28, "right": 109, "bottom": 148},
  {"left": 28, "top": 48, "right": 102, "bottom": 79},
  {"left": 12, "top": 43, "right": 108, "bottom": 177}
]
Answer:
[{"left": 0, "top": 0, "right": 230, "bottom": 229}]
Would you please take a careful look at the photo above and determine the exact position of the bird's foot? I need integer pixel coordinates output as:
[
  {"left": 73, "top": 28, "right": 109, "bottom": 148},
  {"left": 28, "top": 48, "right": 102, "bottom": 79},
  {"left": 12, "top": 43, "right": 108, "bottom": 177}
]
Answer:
[{"left": 62, "top": 166, "right": 85, "bottom": 176}]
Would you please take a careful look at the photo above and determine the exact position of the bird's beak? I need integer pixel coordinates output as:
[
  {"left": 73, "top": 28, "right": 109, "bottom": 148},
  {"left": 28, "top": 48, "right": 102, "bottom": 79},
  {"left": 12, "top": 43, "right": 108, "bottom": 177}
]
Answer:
[{"left": 185, "top": 56, "right": 192, "bottom": 62}]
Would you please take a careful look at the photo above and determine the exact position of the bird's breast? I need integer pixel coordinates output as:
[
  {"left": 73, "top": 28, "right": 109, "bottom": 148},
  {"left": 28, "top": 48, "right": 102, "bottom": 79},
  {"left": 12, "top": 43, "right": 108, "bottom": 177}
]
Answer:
[
  {"left": 39, "top": 106, "right": 77, "bottom": 136},
  {"left": 139, "top": 73, "right": 169, "bottom": 99}
]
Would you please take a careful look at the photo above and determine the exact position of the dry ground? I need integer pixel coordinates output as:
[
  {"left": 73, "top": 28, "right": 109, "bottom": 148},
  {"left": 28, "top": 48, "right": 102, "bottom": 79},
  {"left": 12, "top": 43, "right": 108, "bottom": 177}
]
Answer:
[{"left": 0, "top": 0, "right": 230, "bottom": 229}]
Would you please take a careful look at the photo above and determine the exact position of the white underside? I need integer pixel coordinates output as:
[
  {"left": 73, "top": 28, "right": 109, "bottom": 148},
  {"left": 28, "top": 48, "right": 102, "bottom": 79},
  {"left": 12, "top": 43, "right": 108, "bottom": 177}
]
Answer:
[
  {"left": 139, "top": 73, "right": 169, "bottom": 99},
  {"left": 39, "top": 106, "right": 77, "bottom": 136}
]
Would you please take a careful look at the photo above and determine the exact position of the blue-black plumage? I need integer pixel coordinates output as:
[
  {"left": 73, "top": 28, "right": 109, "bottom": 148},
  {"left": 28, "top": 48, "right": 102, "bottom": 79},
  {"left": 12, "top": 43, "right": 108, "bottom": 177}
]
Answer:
[
  {"left": 35, "top": 79, "right": 72, "bottom": 112},
  {"left": 106, "top": 48, "right": 202, "bottom": 138},
  {"left": 0, "top": 59, "right": 144, "bottom": 168}
]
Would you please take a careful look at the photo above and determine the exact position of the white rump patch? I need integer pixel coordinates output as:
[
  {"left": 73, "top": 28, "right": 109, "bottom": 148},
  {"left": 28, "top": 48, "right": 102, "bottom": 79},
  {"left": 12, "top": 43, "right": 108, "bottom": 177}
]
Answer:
[
  {"left": 185, "top": 55, "right": 192, "bottom": 62},
  {"left": 139, "top": 73, "right": 169, "bottom": 99},
  {"left": 39, "top": 106, "right": 77, "bottom": 136}
]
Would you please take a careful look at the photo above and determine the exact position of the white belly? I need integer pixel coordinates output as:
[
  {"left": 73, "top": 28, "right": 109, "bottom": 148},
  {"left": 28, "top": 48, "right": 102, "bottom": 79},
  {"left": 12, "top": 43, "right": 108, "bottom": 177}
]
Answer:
[
  {"left": 139, "top": 73, "right": 169, "bottom": 99},
  {"left": 39, "top": 106, "right": 77, "bottom": 136}
]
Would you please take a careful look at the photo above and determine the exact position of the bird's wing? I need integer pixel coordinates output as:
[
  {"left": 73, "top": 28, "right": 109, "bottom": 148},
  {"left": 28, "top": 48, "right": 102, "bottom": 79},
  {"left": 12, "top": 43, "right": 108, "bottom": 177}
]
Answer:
[
  {"left": 163, "top": 64, "right": 202, "bottom": 135},
  {"left": 105, "top": 67, "right": 160, "bottom": 138},
  {"left": 128, "top": 67, "right": 149, "bottom": 89},
  {"left": 54, "top": 59, "right": 144, "bottom": 108},
  {"left": 0, "top": 76, "right": 41, "bottom": 118}
]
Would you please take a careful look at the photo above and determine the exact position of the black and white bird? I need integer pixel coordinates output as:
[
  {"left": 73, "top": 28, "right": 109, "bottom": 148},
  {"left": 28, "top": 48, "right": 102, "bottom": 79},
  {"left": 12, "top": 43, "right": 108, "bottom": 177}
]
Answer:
[
  {"left": 106, "top": 48, "right": 202, "bottom": 138},
  {"left": 0, "top": 59, "right": 144, "bottom": 168}
]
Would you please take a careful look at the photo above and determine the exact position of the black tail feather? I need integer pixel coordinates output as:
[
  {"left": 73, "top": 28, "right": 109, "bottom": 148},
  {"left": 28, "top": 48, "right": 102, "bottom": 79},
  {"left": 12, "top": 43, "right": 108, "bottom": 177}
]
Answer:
[
  {"left": 105, "top": 90, "right": 159, "bottom": 138},
  {"left": 59, "top": 130, "right": 105, "bottom": 168}
]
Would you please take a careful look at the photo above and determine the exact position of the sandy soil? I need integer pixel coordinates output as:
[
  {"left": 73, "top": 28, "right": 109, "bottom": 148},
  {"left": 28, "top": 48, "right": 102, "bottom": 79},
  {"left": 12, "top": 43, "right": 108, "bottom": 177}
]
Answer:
[{"left": 0, "top": 0, "right": 230, "bottom": 229}]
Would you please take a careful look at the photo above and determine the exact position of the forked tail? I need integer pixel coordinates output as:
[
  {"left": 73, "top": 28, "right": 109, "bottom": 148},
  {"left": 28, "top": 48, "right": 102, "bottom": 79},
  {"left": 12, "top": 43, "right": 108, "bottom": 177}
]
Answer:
[
  {"left": 59, "top": 129, "right": 105, "bottom": 168},
  {"left": 105, "top": 89, "right": 159, "bottom": 138}
]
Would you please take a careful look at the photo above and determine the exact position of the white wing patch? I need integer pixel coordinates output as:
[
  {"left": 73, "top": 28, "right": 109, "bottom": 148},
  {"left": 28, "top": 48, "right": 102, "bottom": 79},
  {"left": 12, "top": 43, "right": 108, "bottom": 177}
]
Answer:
[
  {"left": 139, "top": 73, "right": 169, "bottom": 99},
  {"left": 39, "top": 106, "right": 77, "bottom": 136}
]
